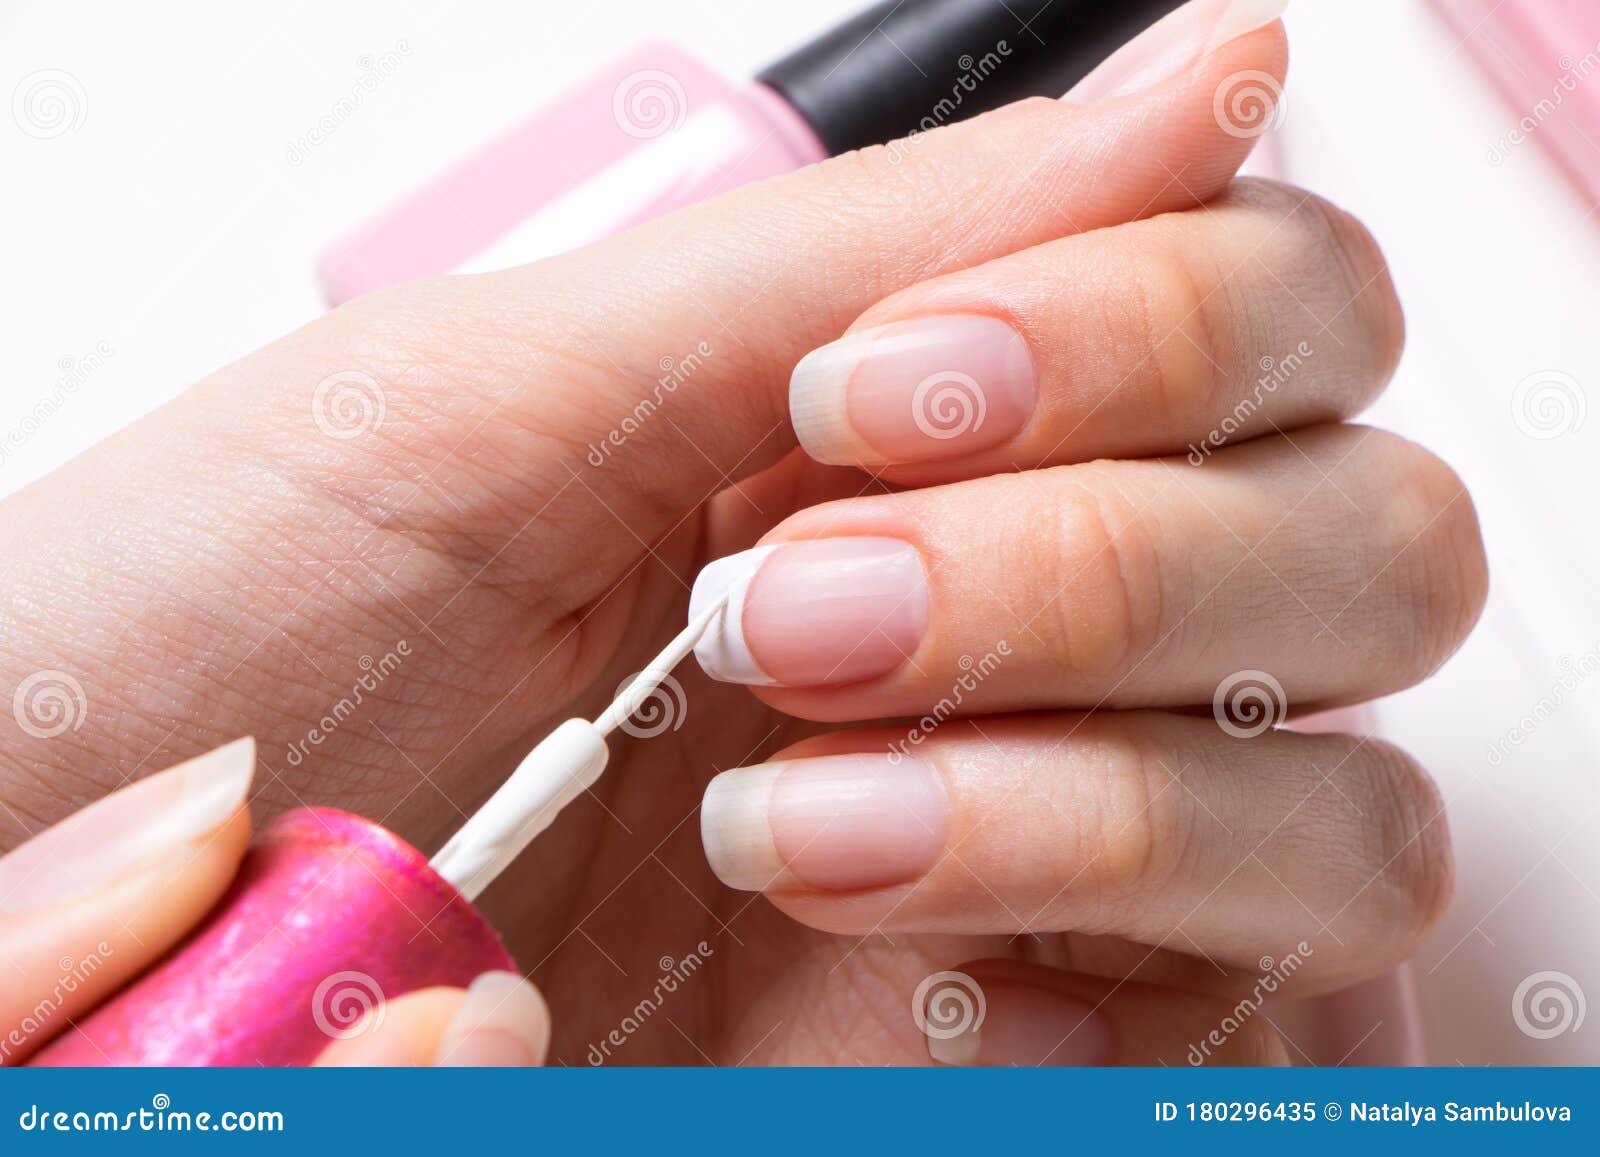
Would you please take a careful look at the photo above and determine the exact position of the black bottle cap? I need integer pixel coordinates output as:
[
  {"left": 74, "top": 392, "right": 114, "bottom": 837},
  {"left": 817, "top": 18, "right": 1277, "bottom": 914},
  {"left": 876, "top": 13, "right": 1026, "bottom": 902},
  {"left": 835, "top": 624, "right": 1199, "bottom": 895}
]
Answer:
[{"left": 758, "top": 0, "right": 1185, "bottom": 156}]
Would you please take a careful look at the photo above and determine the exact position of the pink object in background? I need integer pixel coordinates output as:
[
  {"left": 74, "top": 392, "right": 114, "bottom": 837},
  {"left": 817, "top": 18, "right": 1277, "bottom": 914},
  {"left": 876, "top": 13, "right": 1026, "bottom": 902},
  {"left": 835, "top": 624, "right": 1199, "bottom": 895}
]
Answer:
[
  {"left": 30, "top": 807, "right": 512, "bottom": 1067},
  {"left": 317, "top": 42, "right": 822, "bottom": 305},
  {"left": 1433, "top": 0, "right": 1600, "bottom": 211},
  {"left": 317, "top": 1, "right": 1190, "bottom": 304}
]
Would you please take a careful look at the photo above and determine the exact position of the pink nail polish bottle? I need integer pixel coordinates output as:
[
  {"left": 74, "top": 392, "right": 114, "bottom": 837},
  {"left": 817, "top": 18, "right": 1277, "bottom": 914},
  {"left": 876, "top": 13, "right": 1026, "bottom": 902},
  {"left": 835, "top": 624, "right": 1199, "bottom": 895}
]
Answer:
[
  {"left": 29, "top": 808, "right": 512, "bottom": 1067},
  {"left": 317, "top": 0, "right": 1182, "bottom": 304}
]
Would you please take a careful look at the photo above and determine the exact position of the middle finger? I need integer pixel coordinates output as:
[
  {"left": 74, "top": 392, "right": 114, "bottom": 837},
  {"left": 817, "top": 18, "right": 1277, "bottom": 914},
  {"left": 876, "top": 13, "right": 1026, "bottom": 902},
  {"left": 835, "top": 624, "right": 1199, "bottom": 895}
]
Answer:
[{"left": 690, "top": 424, "right": 1486, "bottom": 722}]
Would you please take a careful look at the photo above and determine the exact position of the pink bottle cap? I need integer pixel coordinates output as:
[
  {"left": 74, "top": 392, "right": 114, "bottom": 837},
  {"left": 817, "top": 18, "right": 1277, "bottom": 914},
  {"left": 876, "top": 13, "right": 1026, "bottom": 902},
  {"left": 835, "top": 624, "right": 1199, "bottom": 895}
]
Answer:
[{"left": 30, "top": 807, "right": 513, "bottom": 1066}]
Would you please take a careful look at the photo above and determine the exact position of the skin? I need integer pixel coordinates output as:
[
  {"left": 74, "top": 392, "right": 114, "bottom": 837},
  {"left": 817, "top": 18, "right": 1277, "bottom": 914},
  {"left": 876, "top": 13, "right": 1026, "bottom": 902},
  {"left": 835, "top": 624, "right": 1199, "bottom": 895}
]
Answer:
[{"left": 0, "top": 18, "right": 1487, "bottom": 1064}]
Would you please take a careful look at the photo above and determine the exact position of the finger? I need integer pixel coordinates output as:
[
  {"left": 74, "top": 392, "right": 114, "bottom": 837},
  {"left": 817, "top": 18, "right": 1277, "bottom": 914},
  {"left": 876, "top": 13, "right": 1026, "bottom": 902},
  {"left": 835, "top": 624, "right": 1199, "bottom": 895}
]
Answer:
[
  {"left": 0, "top": 739, "right": 253, "bottom": 1062},
  {"left": 314, "top": 972, "right": 550, "bottom": 1066},
  {"left": 691, "top": 425, "right": 1489, "bottom": 718},
  {"left": 789, "top": 180, "right": 1405, "bottom": 482},
  {"left": 308, "top": 4, "right": 1286, "bottom": 550},
  {"left": 700, "top": 714, "right": 1453, "bottom": 991},
  {"left": 916, "top": 960, "right": 1288, "bottom": 1066}
]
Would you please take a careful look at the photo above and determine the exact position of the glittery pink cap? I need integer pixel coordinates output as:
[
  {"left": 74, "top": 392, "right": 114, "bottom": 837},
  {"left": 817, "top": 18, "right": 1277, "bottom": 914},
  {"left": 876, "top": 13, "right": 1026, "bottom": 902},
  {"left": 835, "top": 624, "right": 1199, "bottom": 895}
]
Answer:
[{"left": 30, "top": 807, "right": 514, "bottom": 1066}]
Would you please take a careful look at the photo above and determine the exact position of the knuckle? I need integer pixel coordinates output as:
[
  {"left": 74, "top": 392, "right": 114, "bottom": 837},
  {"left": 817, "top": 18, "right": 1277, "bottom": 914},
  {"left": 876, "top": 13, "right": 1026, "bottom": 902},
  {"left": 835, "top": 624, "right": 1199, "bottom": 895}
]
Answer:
[
  {"left": 1024, "top": 471, "right": 1165, "bottom": 683},
  {"left": 1308, "top": 198, "right": 1406, "bottom": 390},
  {"left": 1231, "top": 181, "right": 1407, "bottom": 406},
  {"left": 1358, "top": 432, "right": 1489, "bottom": 681},
  {"left": 1125, "top": 239, "right": 1227, "bottom": 430},
  {"left": 1040, "top": 721, "right": 1184, "bottom": 928},
  {"left": 1354, "top": 739, "right": 1455, "bottom": 941},
  {"left": 1287, "top": 192, "right": 1406, "bottom": 398}
]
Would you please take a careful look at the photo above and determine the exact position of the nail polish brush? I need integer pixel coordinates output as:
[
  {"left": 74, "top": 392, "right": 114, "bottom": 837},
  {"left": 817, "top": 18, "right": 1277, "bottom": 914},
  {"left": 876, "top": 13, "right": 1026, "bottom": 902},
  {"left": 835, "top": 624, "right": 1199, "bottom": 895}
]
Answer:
[
  {"left": 30, "top": 598, "right": 729, "bottom": 1066},
  {"left": 428, "top": 596, "right": 727, "bottom": 900}
]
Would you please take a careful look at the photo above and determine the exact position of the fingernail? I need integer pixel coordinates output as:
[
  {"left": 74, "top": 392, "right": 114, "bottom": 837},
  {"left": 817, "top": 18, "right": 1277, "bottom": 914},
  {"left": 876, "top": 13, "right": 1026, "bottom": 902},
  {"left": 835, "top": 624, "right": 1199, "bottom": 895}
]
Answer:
[
  {"left": 701, "top": 754, "right": 948, "bottom": 892},
  {"left": 690, "top": 538, "right": 929, "bottom": 686},
  {"left": 434, "top": 971, "right": 550, "bottom": 1067},
  {"left": 1063, "top": 0, "right": 1287, "bottom": 104},
  {"left": 923, "top": 978, "right": 1112, "bottom": 1067},
  {"left": 0, "top": 737, "right": 255, "bottom": 914},
  {"left": 791, "top": 315, "right": 1035, "bottom": 467}
]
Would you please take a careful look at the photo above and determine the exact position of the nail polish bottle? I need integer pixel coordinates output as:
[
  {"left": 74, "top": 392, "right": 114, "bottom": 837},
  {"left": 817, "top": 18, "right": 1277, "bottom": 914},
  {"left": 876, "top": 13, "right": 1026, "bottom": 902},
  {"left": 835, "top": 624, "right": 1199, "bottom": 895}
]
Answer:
[
  {"left": 29, "top": 808, "right": 512, "bottom": 1066},
  {"left": 27, "top": 648, "right": 685, "bottom": 1066},
  {"left": 317, "top": 0, "right": 1182, "bottom": 304}
]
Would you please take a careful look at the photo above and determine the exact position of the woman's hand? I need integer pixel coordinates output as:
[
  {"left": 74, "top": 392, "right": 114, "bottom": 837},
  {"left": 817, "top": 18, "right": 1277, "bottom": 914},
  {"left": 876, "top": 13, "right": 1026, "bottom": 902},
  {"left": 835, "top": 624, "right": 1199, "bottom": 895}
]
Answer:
[
  {"left": 0, "top": 739, "right": 550, "bottom": 1065},
  {"left": 0, "top": 0, "right": 1484, "bottom": 1064}
]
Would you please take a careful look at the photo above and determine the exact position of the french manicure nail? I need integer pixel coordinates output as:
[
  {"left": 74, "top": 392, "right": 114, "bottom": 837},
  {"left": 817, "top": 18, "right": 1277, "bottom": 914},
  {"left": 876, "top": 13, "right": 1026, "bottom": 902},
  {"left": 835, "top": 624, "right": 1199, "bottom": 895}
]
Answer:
[
  {"left": 923, "top": 978, "right": 1112, "bottom": 1067},
  {"left": 790, "top": 315, "right": 1035, "bottom": 467},
  {"left": 0, "top": 737, "right": 255, "bottom": 914},
  {"left": 691, "top": 537, "right": 929, "bottom": 686},
  {"left": 434, "top": 971, "right": 550, "bottom": 1067},
  {"left": 701, "top": 754, "right": 948, "bottom": 892},
  {"left": 1063, "top": 0, "right": 1287, "bottom": 104}
]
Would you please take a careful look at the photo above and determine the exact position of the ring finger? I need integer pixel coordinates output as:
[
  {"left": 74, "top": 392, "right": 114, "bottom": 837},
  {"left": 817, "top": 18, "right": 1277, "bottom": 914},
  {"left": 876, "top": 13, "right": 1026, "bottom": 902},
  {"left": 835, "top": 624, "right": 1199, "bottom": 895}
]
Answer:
[
  {"left": 699, "top": 711, "right": 1453, "bottom": 993},
  {"left": 690, "top": 424, "right": 1486, "bottom": 721}
]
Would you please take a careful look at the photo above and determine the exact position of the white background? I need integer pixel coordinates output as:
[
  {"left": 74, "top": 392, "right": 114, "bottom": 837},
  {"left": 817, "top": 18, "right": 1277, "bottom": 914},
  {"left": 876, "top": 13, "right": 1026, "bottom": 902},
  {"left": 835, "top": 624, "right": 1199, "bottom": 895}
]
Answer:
[{"left": 3, "top": 0, "right": 1597, "bottom": 1064}]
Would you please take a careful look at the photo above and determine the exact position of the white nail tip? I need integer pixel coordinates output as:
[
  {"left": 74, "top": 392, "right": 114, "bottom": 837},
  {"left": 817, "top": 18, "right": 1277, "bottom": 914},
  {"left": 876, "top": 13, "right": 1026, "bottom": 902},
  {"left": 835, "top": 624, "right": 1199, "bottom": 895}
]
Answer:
[
  {"left": 690, "top": 546, "right": 780, "bottom": 686},
  {"left": 1211, "top": 0, "right": 1289, "bottom": 46},
  {"left": 789, "top": 337, "right": 885, "bottom": 467},
  {"left": 174, "top": 736, "right": 256, "bottom": 831},
  {"left": 700, "top": 766, "right": 787, "bottom": 892}
]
